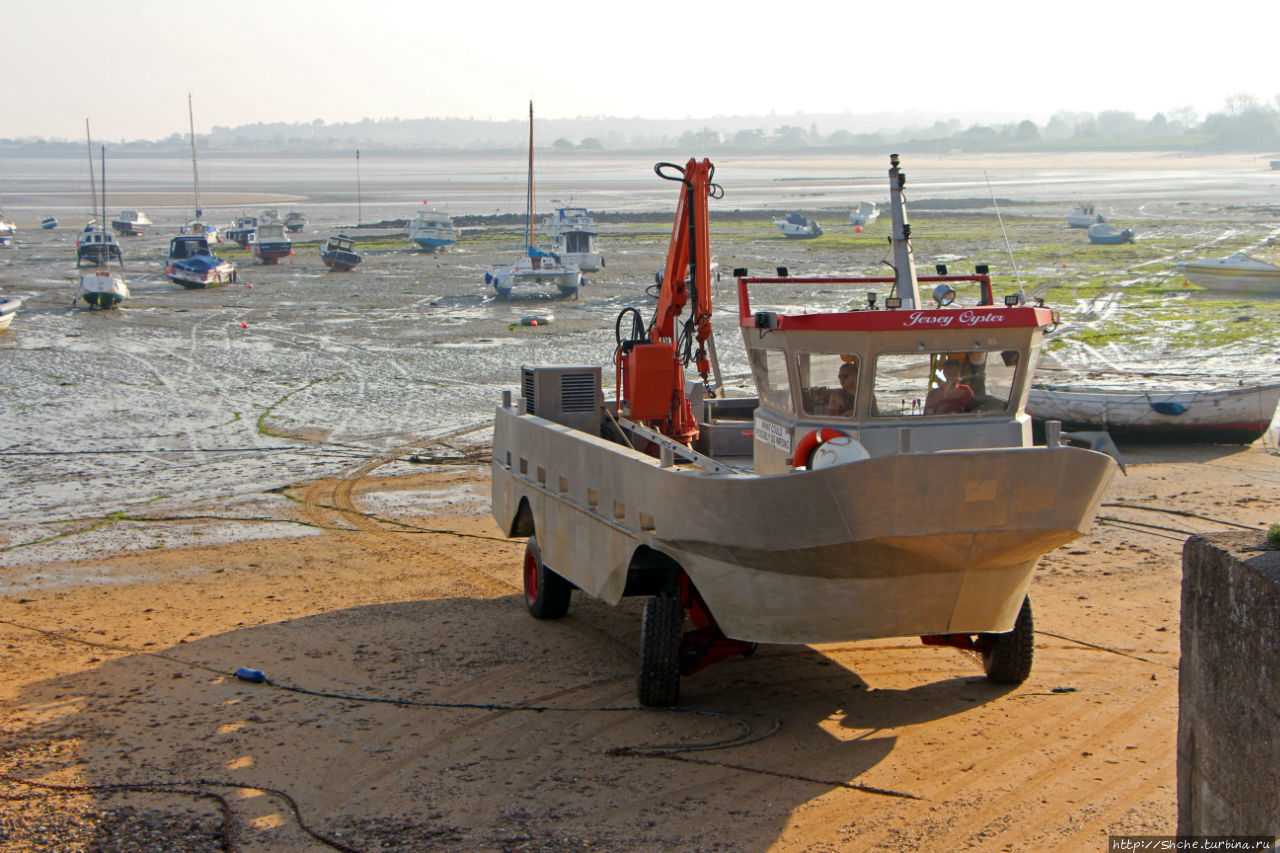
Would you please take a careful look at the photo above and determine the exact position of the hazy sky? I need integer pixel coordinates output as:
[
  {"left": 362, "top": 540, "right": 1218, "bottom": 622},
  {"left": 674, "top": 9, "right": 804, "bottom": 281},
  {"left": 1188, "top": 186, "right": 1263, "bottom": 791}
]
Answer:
[{"left": 5, "top": 0, "right": 1277, "bottom": 141}]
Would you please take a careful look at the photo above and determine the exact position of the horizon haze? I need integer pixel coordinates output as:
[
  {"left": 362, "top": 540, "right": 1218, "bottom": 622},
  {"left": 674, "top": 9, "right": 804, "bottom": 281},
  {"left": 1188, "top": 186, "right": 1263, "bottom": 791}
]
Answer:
[{"left": 5, "top": 0, "right": 1278, "bottom": 143}]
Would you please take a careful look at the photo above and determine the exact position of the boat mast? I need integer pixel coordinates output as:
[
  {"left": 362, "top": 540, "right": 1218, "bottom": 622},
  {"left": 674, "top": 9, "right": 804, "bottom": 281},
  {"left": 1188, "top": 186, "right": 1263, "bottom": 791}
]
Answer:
[
  {"left": 525, "top": 101, "right": 533, "bottom": 250},
  {"left": 887, "top": 153, "right": 921, "bottom": 309},
  {"left": 356, "top": 149, "right": 362, "bottom": 226},
  {"left": 100, "top": 146, "right": 107, "bottom": 229},
  {"left": 86, "top": 119, "right": 98, "bottom": 223},
  {"left": 188, "top": 94, "right": 202, "bottom": 219}
]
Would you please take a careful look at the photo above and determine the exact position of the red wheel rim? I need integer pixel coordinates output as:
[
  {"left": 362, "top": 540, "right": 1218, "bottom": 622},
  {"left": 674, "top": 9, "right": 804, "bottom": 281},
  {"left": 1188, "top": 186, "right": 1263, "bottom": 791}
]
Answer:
[{"left": 523, "top": 549, "right": 539, "bottom": 604}]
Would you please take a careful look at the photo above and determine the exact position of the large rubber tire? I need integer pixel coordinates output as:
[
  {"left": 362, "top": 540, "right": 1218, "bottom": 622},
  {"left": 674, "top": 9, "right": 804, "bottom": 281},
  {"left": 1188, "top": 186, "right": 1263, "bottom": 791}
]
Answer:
[
  {"left": 637, "top": 596, "right": 684, "bottom": 707},
  {"left": 981, "top": 595, "right": 1034, "bottom": 684},
  {"left": 522, "top": 535, "right": 571, "bottom": 620}
]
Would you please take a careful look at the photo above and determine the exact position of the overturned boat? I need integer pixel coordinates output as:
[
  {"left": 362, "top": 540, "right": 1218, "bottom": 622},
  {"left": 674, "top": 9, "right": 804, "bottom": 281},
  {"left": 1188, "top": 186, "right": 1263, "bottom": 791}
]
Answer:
[
  {"left": 773, "top": 212, "right": 824, "bottom": 238},
  {"left": 492, "top": 155, "right": 1117, "bottom": 706}
]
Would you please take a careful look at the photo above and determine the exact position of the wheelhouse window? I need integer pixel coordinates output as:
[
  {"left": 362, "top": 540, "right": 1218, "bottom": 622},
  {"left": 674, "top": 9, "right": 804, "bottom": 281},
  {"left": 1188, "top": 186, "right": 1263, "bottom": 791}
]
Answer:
[
  {"left": 748, "top": 348, "right": 793, "bottom": 413},
  {"left": 796, "top": 351, "right": 862, "bottom": 418},
  {"left": 871, "top": 349, "right": 1020, "bottom": 418}
]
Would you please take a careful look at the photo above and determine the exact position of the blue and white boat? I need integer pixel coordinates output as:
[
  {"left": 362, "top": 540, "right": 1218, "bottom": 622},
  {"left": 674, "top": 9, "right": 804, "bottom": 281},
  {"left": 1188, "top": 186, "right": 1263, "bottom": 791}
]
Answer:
[
  {"left": 76, "top": 224, "right": 122, "bottom": 267},
  {"left": 408, "top": 206, "right": 458, "bottom": 251},
  {"left": 41, "top": 216, "right": 58, "bottom": 230},
  {"left": 249, "top": 220, "right": 292, "bottom": 264},
  {"left": 225, "top": 215, "right": 258, "bottom": 247},
  {"left": 165, "top": 234, "right": 237, "bottom": 288}
]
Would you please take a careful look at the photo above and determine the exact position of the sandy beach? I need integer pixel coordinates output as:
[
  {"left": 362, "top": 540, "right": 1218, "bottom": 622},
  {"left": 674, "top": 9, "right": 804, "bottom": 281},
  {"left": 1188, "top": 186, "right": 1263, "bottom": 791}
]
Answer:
[{"left": 2, "top": 152, "right": 1280, "bottom": 850}]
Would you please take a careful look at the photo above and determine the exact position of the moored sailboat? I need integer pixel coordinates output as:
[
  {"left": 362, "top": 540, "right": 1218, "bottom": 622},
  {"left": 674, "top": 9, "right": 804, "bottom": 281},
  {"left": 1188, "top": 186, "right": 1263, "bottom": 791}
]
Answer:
[{"left": 484, "top": 102, "right": 582, "bottom": 300}]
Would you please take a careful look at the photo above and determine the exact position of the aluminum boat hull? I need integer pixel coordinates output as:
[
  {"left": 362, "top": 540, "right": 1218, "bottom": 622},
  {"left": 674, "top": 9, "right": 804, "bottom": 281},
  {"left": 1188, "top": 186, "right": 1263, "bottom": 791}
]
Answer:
[{"left": 491, "top": 406, "right": 1114, "bottom": 645}]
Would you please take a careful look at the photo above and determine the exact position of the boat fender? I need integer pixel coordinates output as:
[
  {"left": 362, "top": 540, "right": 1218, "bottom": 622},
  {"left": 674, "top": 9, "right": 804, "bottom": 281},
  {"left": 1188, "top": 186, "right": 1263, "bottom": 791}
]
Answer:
[{"left": 792, "top": 428, "right": 847, "bottom": 470}]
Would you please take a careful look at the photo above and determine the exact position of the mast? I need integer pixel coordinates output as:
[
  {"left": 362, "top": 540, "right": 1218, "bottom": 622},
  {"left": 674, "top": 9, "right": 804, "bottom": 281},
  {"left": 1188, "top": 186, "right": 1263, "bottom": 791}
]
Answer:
[
  {"left": 86, "top": 119, "right": 98, "bottom": 222},
  {"left": 887, "top": 153, "right": 921, "bottom": 309},
  {"left": 188, "top": 94, "right": 202, "bottom": 219},
  {"left": 100, "top": 146, "right": 107, "bottom": 228},
  {"left": 525, "top": 101, "right": 533, "bottom": 249},
  {"left": 356, "top": 149, "right": 362, "bottom": 226}
]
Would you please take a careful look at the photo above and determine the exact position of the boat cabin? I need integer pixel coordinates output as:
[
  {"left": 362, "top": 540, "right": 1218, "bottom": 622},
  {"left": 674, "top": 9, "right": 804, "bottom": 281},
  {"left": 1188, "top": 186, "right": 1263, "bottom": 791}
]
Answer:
[
  {"left": 167, "top": 235, "right": 213, "bottom": 260},
  {"left": 722, "top": 273, "right": 1055, "bottom": 474}
]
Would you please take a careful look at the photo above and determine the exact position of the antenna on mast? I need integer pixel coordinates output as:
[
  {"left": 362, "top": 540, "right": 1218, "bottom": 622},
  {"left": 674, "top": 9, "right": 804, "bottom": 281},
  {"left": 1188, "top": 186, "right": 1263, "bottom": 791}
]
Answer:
[
  {"left": 188, "top": 94, "right": 202, "bottom": 219},
  {"left": 985, "top": 172, "right": 1025, "bottom": 297},
  {"left": 86, "top": 119, "right": 98, "bottom": 223}
]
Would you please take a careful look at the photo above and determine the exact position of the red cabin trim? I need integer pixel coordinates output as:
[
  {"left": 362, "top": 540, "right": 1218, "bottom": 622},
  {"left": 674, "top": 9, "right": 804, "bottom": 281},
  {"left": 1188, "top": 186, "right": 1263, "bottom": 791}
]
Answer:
[{"left": 737, "top": 275, "right": 1054, "bottom": 332}]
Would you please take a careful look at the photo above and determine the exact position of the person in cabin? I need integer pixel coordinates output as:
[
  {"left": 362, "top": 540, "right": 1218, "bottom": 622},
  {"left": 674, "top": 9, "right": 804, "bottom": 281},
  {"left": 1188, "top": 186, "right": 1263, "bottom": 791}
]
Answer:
[
  {"left": 925, "top": 357, "right": 974, "bottom": 414},
  {"left": 825, "top": 359, "right": 859, "bottom": 416}
]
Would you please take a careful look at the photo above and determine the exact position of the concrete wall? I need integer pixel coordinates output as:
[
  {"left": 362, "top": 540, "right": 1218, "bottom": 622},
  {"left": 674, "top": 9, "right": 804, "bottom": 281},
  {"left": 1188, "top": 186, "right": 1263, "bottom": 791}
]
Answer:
[{"left": 1178, "top": 531, "right": 1280, "bottom": 835}]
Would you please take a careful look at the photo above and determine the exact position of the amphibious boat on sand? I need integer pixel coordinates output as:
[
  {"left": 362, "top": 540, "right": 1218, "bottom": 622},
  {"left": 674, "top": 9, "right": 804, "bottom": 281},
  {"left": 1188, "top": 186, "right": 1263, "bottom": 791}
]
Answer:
[{"left": 491, "top": 155, "right": 1118, "bottom": 706}]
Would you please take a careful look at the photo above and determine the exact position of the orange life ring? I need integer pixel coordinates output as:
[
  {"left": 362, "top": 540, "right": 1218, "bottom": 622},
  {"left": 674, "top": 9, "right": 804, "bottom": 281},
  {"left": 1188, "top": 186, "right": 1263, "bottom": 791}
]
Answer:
[{"left": 792, "top": 428, "right": 848, "bottom": 469}]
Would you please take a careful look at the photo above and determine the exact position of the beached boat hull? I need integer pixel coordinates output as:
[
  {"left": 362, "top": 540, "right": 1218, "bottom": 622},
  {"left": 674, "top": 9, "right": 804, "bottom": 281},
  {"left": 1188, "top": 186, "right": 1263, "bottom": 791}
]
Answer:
[
  {"left": 0, "top": 297, "right": 21, "bottom": 330},
  {"left": 110, "top": 212, "right": 152, "bottom": 236},
  {"left": 320, "top": 246, "right": 362, "bottom": 271},
  {"left": 41, "top": 217, "right": 58, "bottom": 230},
  {"left": 492, "top": 405, "right": 1114, "bottom": 644},
  {"left": 167, "top": 258, "right": 237, "bottom": 288},
  {"left": 1027, "top": 383, "right": 1280, "bottom": 443},
  {"left": 1086, "top": 224, "right": 1134, "bottom": 244},
  {"left": 251, "top": 241, "right": 293, "bottom": 264},
  {"left": 774, "top": 217, "right": 824, "bottom": 239},
  {"left": 1175, "top": 254, "right": 1280, "bottom": 299},
  {"left": 78, "top": 271, "right": 130, "bottom": 308},
  {"left": 410, "top": 233, "right": 458, "bottom": 250}
]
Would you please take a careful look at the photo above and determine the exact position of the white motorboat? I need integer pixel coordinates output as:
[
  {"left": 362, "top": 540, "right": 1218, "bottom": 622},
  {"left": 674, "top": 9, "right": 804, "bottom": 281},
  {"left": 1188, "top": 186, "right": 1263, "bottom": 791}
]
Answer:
[
  {"left": 284, "top": 211, "right": 308, "bottom": 232},
  {"left": 545, "top": 206, "right": 603, "bottom": 272},
  {"left": 110, "top": 209, "right": 152, "bottom": 236},
  {"left": 491, "top": 154, "right": 1116, "bottom": 706},
  {"left": 1066, "top": 203, "right": 1104, "bottom": 228},
  {"left": 1175, "top": 252, "right": 1280, "bottom": 299},
  {"left": 408, "top": 207, "right": 459, "bottom": 251},
  {"left": 484, "top": 103, "right": 582, "bottom": 300},
  {"left": 773, "top": 212, "right": 824, "bottom": 238},
  {"left": 849, "top": 201, "right": 879, "bottom": 226},
  {"left": 0, "top": 296, "right": 21, "bottom": 330},
  {"left": 1028, "top": 377, "right": 1280, "bottom": 444}
]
